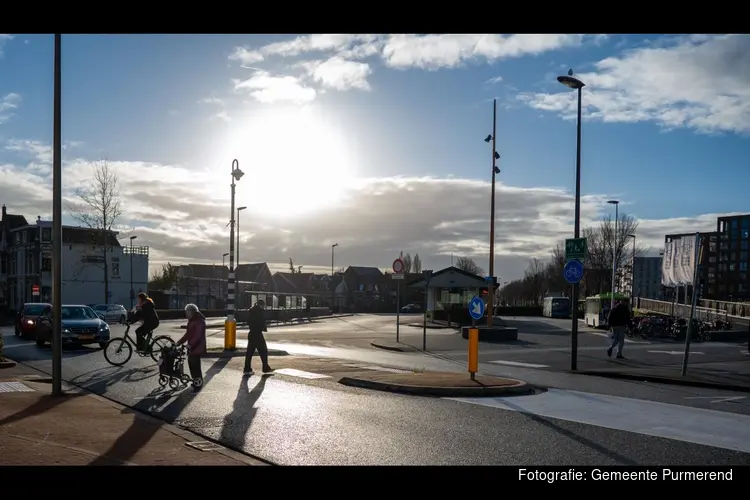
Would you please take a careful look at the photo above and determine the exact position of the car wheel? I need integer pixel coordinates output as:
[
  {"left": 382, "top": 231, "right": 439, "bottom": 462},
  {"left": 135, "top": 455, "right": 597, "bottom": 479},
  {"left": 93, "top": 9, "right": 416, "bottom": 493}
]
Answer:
[{"left": 120, "top": 315, "right": 126, "bottom": 324}]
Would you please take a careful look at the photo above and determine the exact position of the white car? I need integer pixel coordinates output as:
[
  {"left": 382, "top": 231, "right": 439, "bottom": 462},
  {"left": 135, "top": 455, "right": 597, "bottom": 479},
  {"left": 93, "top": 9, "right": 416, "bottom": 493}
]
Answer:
[{"left": 92, "top": 304, "right": 129, "bottom": 324}]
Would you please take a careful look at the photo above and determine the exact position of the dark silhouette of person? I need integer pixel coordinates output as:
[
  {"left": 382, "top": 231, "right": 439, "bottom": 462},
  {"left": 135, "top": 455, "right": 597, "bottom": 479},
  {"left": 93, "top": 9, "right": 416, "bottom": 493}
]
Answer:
[{"left": 243, "top": 300, "right": 273, "bottom": 376}]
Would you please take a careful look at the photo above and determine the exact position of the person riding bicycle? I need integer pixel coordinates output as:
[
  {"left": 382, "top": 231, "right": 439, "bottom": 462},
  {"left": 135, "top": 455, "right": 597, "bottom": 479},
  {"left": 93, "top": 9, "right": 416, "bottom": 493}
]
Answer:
[{"left": 129, "top": 292, "right": 160, "bottom": 353}]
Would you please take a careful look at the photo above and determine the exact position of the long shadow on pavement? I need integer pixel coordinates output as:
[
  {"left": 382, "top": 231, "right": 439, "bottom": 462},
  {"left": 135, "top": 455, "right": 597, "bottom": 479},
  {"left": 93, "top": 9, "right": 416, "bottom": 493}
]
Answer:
[
  {"left": 218, "top": 374, "right": 270, "bottom": 452},
  {"left": 86, "top": 356, "right": 231, "bottom": 465}
]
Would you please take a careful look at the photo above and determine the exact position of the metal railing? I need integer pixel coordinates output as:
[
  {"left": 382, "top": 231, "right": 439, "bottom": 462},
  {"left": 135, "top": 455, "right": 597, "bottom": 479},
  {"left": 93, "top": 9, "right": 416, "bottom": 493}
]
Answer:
[{"left": 635, "top": 297, "right": 749, "bottom": 328}]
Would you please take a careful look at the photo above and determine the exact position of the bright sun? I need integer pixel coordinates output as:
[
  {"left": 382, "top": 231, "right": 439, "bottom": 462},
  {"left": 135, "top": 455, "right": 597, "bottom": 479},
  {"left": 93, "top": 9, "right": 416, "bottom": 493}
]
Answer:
[{"left": 221, "top": 106, "right": 356, "bottom": 219}]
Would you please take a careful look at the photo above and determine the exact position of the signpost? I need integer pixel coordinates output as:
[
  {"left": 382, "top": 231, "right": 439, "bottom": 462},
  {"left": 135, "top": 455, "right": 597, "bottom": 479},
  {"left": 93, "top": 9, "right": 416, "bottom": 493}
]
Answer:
[
  {"left": 565, "top": 237, "right": 587, "bottom": 372},
  {"left": 393, "top": 258, "right": 405, "bottom": 342},
  {"left": 565, "top": 238, "right": 587, "bottom": 261},
  {"left": 467, "top": 296, "right": 484, "bottom": 381},
  {"left": 563, "top": 259, "right": 584, "bottom": 285},
  {"left": 32, "top": 285, "right": 40, "bottom": 297}
]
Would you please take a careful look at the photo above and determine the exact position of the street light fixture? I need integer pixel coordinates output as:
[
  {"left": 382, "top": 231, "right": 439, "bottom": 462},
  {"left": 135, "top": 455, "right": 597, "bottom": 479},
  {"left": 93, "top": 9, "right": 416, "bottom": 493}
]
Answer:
[
  {"left": 225, "top": 159, "right": 245, "bottom": 351},
  {"left": 485, "top": 98, "right": 500, "bottom": 327},
  {"left": 129, "top": 235, "right": 137, "bottom": 309},
  {"left": 607, "top": 199, "right": 620, "bottom": 312},
  {"left": 558, "top": 69, "right": 585, "bottom": 371},
  {"left": 236, "top": 206, "right": 247, "bottom": 270}
]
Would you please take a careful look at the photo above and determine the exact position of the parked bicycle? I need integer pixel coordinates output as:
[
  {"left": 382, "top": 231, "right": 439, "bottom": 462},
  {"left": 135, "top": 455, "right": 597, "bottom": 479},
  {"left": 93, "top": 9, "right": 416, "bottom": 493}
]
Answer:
[{"left": 103, "top": 323, "right": 175, "bottom": 366}]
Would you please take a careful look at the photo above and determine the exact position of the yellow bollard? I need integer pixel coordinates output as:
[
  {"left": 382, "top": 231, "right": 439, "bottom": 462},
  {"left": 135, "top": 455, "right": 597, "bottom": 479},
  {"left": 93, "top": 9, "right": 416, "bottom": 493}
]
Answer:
[
  {"left": 468, "top": 328, "right": 479, "bottom": 381},
  {"left": 224, "top": 319, "right": 237, "bottom": 350}
]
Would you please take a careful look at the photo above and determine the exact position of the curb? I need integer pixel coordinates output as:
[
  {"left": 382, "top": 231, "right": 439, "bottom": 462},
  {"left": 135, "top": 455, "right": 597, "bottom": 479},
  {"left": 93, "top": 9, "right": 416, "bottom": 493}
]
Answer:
[
  {"left": 0, "top": 360, "right": 18, "bottom": 369},
  {"left": 204, "top": 349, "right": 289, "bottom": 358},
  {"left": 369, "top": 341, "right": 418, "bottom": 353},
  {"left": 576, "top": 370, "right": 750, "bottom": 393},
  {"left": 405, "top": 323, "right": 456, "bottom": 330},
  {"left": 338, "top": 376, "right": 535, "bottom": 398}
]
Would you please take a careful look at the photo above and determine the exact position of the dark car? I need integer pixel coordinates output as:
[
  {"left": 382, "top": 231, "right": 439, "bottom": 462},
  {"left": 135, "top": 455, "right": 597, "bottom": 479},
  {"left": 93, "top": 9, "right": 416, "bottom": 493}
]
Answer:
[
  {"left": 35, "top": 304, "right": 111, "bottom": 348},
  {"left": 15, "top": 302, "right": 53, "bottom": 338}
]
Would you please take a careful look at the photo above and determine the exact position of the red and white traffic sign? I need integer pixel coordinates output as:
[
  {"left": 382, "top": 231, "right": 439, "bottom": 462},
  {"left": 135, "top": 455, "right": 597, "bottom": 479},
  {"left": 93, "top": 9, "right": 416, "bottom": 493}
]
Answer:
[
  {"left": 32, "top": 285, "right": 40, "bottom": 296},
  {"left": 392, "top": 258, "right": 405, "bottom": 274}
]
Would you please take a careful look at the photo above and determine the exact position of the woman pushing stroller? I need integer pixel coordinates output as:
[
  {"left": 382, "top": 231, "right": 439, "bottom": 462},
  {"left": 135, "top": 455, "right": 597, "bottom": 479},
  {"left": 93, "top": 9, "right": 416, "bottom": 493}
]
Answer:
[{"left": 177, "top": 303, "right": 206, "bottom": 392}]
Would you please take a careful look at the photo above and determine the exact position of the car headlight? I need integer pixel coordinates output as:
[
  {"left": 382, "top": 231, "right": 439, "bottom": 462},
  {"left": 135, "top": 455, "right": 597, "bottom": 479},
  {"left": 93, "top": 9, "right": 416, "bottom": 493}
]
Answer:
[
  {"left": 62, "top": 328, "right": 71, "bottom": 334},
  {"left": 100, "top": 324, "right": 109, "bottom": 332},
  {"left": 25, "top": 319, "right": 34, "bottom": 325}
]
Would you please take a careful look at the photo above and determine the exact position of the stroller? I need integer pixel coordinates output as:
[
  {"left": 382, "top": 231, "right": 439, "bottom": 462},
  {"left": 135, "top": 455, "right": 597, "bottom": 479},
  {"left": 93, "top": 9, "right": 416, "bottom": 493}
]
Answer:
[{"left": 157, "top": 345, "right": 194, "bottom": 390}]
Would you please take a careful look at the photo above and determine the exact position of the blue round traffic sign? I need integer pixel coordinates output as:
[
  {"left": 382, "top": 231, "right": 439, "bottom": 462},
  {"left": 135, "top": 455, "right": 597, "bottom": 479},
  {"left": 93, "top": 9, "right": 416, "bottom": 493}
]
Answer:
[
  {"left": 563, "top": 259, "right": 584, "bottom": 284},
  {"left": 468, "top": 296, "right": 485, "bottom": 321}
]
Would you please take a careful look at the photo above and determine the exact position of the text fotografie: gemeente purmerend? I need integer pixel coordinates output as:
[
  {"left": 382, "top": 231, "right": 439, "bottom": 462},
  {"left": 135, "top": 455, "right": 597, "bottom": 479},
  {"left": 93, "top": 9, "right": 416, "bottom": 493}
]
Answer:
[{"left": 519, "top": 468, "right": 733, "bottom": 482}]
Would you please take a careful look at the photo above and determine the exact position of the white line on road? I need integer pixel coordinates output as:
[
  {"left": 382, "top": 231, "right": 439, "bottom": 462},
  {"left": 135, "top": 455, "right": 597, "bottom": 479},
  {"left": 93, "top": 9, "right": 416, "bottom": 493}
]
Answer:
[
  {"left": 684, "top": 396, "right": 746, "bottom": 404},
  {"left": 487, "top": 360, "right": 550, "bottom": 369},
  {"left": 447, "top": 388, "right": 750, "bottom": 454},
  {"left": 274, "top": 368, "right": 331, "bottom": 380},
  {"left": 647, "top": 350, "right": 704, "bottom": 355}
]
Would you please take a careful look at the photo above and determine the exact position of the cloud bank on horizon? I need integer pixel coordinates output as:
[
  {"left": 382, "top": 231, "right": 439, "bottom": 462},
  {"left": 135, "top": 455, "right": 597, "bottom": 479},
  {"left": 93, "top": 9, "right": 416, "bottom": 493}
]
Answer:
[{"left": 0, "top": 33, "right": 748, "bottom": 281}]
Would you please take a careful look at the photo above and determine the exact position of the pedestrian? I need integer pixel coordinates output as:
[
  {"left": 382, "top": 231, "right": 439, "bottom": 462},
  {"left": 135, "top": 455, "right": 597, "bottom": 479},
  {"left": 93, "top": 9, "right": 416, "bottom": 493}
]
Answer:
[
  {"left": 177, "top": 303, "right": 206, "bottom": 392},
  {"left": 607, "top": 299, "right": 631, "bottom": 360},
  {"left": 243, "top": 299, "right": 274, "bottom": 376}
]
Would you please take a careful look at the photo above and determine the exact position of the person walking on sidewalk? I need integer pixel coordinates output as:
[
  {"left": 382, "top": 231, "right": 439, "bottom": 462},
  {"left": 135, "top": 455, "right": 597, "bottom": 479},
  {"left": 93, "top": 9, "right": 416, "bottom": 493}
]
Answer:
[
  {"left": 607, "top": 300, "right": 631, "bottom": 360},
  {"left": 177, "top": 303, "right": 206, "bottom": 392},
  {"left": 243, "top": 299, "right": 274, "bottom": 376}
]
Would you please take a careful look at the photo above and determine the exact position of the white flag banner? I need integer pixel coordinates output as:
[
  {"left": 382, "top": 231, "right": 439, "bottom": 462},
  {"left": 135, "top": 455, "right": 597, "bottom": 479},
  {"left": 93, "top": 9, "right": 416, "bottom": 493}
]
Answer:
[{"left": 661, "top": 236, "right": 698, "bottom": 287}]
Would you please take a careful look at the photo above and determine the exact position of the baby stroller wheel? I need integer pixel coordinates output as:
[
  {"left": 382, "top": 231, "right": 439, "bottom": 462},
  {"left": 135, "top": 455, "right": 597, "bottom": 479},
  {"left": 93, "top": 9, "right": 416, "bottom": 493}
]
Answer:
[
  {"left": 181, "top": 374, "right": 192, "bottom": 386},
  {"left": 192, "top": 377, "right": 203, "bottom": 388},
  {"left": 169, "top": 377, "right": 180, "bottom": 389},
  {"left": 158, "top": 374, "right": 169, "bottom": 387}
]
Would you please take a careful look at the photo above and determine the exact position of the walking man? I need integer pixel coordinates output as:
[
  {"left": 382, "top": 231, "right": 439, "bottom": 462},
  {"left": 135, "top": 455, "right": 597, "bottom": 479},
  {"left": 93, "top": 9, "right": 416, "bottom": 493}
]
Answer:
[
  {"left": 243, "top": 299, "right": 274, "bottom": 376},
  {"left": 607, "top": 299, "right": 631, "bottom": 359}
]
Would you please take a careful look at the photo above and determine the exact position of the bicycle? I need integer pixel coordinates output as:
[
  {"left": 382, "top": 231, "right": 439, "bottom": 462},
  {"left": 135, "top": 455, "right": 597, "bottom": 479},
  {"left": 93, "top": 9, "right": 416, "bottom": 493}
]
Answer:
[{"left": 103, "top": 323, "right": 175, "bottom": 366}]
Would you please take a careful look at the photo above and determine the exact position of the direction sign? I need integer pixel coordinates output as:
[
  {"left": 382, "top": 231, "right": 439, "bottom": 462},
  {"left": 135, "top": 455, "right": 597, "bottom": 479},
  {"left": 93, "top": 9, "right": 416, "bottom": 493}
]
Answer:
[
  {"left": 468, "top": 296, "right": 485, "bottom": 321},
  {"left": 565, "top": 237, "right": 587, "bottom": 261},
  {"left": 563, "top": 259, "right": 584, "bottom": 284},
  {"left": 392, "top": 258, "right": 405, "bottom": 274}
]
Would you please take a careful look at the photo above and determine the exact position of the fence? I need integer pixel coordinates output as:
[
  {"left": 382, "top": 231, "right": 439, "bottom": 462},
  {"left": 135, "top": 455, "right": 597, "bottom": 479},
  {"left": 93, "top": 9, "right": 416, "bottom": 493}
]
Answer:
[{"left": 635, "top": 297, "right": 749, "bottom": 328}]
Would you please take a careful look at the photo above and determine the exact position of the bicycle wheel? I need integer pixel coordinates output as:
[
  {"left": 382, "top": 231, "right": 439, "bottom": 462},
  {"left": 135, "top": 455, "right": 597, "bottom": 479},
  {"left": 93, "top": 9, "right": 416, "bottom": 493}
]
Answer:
[
  {"left": 149, "top": 335, "right": 176, "bottom": 363},
  {"left": 103, "top": 338, "right": 133, "bottom": 366}
]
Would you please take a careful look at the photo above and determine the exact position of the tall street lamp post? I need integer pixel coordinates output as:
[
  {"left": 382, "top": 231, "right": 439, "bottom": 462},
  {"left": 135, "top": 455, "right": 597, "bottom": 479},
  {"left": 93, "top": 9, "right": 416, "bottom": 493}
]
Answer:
[
  {"left": 557, "top": 69, "right": 585, "bottom": 371},
  {"left": 222, "top": 252, "right": 229, "bottom": 302},
  {"left": 608, "top": 199, "right": 620, "bottom": 312},
  {"left": 51, "top": 33, "right": 63, "bottom": 396},
  {"left": 483, "top": 99, "right": 501, "bottom": 326},
  {"left": 129, "top": 235, "right": 137, "bottom": 309},
  {"left": 225, "top": 159, "right": 245, "bottom": 351},
  {"left": 236, "top": 206, "right": 247, "bottom": 269}
]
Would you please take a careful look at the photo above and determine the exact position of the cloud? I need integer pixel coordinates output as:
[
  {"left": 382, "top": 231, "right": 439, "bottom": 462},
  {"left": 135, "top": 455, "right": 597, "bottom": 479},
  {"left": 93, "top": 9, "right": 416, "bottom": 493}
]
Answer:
[
  {"left": 1, "top": 138, "right": 735, "bottom": 281},
  {"left": 486, "top": 76, "right": 504, "bottom": 85},
  {"left": 0, "top": 92, "right": 21, "bottom": 124},
  {"left": 229, "top": 35, "right": 382, "bottom": 65},
  {"left": 233, "top": 70, "right": 316, "bottom": 104},
  {"left": 302, "top": 56, "right": 372, "bottom": 91},
  {"left": 518, "top": 34, "right": 750, "bottom": 134},
  {"left": 0, "top": 34, "right": 12, "bottom": 57},
  {"left": 198, "top": 96, "right": 230, "bottom": 121}
]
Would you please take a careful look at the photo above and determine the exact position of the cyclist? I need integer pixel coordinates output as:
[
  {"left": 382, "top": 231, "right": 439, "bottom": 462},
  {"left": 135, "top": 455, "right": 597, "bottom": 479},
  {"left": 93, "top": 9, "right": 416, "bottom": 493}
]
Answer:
[{"left": 129, "top": 292, "right": 160, "bottom": 353}]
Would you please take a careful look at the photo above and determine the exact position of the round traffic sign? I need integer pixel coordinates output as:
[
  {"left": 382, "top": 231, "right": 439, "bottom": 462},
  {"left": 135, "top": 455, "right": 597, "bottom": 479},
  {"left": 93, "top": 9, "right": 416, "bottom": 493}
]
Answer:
[
  {"left": 468, "top": 296, "right": 485, "bottom": 321},
  {"left": 563, "top": 259, "right": 584, "bottom": 284},
  {"left": 392, "top": 258, "right": 405, "bottom": 274}
]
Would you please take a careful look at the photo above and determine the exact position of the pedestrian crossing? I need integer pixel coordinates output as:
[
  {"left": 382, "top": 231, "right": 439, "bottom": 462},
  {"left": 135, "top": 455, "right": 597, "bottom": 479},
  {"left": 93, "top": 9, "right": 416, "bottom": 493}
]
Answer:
[{"left": 446, "top": 388, "right": 750, "bottom": 454}]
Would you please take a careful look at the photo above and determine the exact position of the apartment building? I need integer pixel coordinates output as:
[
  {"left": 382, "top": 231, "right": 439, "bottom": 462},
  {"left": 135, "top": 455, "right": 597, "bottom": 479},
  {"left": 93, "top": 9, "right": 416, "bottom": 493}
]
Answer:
[{"left": 716, "top": 214, "right": 750, "bottom": 300}]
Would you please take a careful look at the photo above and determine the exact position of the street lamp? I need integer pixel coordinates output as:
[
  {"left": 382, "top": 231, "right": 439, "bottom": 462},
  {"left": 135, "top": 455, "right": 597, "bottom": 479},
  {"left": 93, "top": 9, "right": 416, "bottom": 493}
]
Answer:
[
  {"left": 607, "top": 199, "right": 620, "bottom": 311},
  {"left": 484, "top": 99, "right": 501, "bottom": 327},
  {"left": 557, "top": 69, "right": 585, "bottom": 371},
  {"left": 225, "top": 159, "right": 245, "bottom": 351},
  {"left": 627, "top": 233, "right": 636, "bottom": 298},
  {"left": 331, "top": 243, "right": 339, "bottom": 310},
  {"left": 129, "top": 235, "right": 137, "bottom": 309},
  {"left": 236, "top": 206, "right": 247, "bottom": 269}
]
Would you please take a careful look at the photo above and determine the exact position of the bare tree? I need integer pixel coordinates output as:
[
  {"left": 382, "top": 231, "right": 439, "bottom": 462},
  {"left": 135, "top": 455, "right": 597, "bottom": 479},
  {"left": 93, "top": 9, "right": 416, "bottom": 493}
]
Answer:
[
  {"left": 455, "top": 256, "right": 484, "bottom": 276},
  {"left": 68, "top": 160, "right": 123, "bottom": 304},
  {"left": 402, "top": 253, "right": 412, "bottom": 273},
  {"left": 288, "top": 258, "right": 295, "bottom": 273},
  {"left": 412, "top": 253, "right": 422, "bottom": 274}
]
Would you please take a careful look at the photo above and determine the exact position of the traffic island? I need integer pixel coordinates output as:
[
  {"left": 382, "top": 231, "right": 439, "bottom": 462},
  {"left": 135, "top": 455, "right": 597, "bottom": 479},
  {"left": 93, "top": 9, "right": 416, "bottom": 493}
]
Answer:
[
  {"left": 461, "top": 326, "right": 518, "bottom": 342},
  {"left": 370, "top": 341, "right": 419, "bottom": 353},
  {"left": 339, "top": 371, "right": 534, "bottom": 397}
]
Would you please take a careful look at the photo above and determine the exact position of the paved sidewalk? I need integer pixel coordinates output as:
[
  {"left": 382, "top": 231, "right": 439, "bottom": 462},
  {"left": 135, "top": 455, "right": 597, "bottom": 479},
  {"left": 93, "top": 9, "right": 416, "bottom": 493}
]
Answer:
[
  {"left": 0, "top": 363, "right": 263, "bottom": 466},
  {"left": 579, "top": 363, "right": 750, "bottom": 392}
]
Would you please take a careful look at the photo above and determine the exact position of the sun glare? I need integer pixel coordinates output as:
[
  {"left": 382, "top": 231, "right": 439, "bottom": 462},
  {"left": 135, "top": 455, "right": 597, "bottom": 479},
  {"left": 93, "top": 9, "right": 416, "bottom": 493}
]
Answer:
[{"left": 219, "top": 106, "right": 356, "bottom": 219}]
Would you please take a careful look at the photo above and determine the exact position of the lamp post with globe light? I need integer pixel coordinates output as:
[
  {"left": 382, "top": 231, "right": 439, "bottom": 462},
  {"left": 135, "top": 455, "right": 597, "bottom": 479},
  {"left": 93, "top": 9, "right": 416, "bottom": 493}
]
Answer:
[{"left": 225, "top": 160, "right": 245, "bottom": 351}]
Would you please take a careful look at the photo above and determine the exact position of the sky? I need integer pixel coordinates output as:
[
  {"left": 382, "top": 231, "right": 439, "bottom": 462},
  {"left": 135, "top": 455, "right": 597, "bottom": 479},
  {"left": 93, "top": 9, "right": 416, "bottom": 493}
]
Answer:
[{"left": 0, "top": 34, "right": 748, "bottom": 282}]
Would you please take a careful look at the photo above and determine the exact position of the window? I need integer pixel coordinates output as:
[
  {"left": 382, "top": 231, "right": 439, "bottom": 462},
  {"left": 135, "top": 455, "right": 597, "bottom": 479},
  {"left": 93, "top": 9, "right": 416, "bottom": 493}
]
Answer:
[
  {"left": 743, "top": 218, "right": 750, "bottom": 229},
  {"left": 741, "top": 262, "right": 748, "bottom": 272},
  {"left": 111, "top": 261, "right": 120, "bottom": 278},
  {"left": 743, "top": 230, "right": 749, "bottom": 239},
  {"left": 742, "top": 240, "right": 749, "bottom": 250},
  {"left": 742, "top": 251, "right": 748, "bottom": 261},
  {"left": 729, "top": 263, "right": 736, "bottom": 271},
  {"left": 41, "top": 228, "right": 51, "bottom": 242},
  {"left": 22, "top": 231, "right": 27, "bottom": 243},
  {"left": 732, "top": 219, "right": 739, "bottom": 229},
  {"left": 14, "top": 232, "right": 20, "bottom": 244},
  {"left": 41, "top": 253, "right": 51, "bottom": 272}
]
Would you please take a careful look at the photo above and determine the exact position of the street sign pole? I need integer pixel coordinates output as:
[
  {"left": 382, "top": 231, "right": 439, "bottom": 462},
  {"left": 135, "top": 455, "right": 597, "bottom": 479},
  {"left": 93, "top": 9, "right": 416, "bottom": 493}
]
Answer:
[
  {"left": 51, "top": 34, "right": 63, "bottom": 397},
  {"left": 396, "top": 279, "right": 400, "bottom": 343},
  {"left": 468, "top": 328, "right": 479, "bottom": 381},
  {"left": 422, "top": 270, "right": 432, "bottom": 351},
  {"left": 681, "top": 233, "right": 702, "bottom": 377},
  {"left": 565, "top": 237, "right": 587, "bottom": 372}
]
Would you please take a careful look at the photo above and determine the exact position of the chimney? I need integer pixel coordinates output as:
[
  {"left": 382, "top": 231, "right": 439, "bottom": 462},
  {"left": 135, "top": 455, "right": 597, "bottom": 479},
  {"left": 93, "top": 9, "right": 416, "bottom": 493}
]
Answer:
[{"left": 1, "top": 204, "right": 5, "bottom": 219}]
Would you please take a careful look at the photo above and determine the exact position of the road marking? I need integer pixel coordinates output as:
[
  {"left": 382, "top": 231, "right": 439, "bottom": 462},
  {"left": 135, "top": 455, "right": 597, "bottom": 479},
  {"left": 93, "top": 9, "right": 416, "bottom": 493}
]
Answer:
[
  {"left": 647, "top": 350, "right": 704, "bottom": 355},
  {"left": 274, "top": 368, "right": 331, "bottom": 379},
  {"left": 447, "top": 388, "right": 750, "bottom": 454},
  {"left": 487, "top": 360, "right": 550, "bottom": 369},
  {"left": 684, "top": 396, "right": 746, "bottom": 404}
]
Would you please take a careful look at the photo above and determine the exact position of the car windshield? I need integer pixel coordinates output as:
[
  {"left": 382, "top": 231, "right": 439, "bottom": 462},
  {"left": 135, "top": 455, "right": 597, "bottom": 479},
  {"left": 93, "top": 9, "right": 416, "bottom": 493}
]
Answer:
[
  {"left": 61, "top": 307, "right": 98, "bottom": 320},
  {"left": 23, "top": 305, "right": 47, "bottom": 316}
]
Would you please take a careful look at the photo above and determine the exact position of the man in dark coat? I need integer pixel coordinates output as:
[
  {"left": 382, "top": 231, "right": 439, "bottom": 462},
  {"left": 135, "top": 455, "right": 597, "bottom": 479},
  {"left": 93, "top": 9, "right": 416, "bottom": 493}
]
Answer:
[
  {"left": 606, "top": 300, "right": 631, "bottom": 359},
  {"left": 243, "top": 299, "right": 274, "bottom": 376}
]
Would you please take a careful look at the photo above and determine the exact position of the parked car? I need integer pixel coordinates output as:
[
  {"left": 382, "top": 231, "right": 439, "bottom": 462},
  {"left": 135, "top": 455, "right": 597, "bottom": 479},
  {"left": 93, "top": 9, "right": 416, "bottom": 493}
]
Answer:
[
  {"left": 35, "top": 304, "right": 111, "bottom": 348},
  {"left": 15, "top": 303, "right": 53, "bottom": 338},
  {"left": 92, "top": 304, "right": 129, "bottom": 324},
  {"left": 401, "top": 304, "right": 422, "bottom": 313}
]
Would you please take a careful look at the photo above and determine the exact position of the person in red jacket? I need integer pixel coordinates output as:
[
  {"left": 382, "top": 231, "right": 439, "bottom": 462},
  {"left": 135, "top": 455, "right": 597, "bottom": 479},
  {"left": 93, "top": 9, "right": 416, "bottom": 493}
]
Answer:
[{"left": 177, "top": 303, "right": 206, "bottom": 392}]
